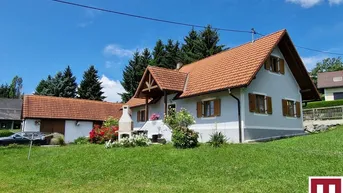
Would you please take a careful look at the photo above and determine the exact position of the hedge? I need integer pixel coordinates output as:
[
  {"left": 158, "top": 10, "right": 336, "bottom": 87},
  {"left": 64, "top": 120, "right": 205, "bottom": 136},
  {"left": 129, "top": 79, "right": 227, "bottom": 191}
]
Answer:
[
  {"left": 303, "top": 99, "right": 343, "bottom": 109},
  {"left": 0, "top": 130, "right": 15, "bottom": 137}
]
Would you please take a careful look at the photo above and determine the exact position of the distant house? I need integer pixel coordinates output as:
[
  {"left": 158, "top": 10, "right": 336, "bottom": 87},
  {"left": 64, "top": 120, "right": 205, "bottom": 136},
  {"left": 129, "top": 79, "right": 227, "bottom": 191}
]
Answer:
[
  {"left": 126, "top": 29, "right": 320, "bottom": 143},
  {"left": 318, "top": 71, "right": 343, "bottom": 101},
  {"left": 0, "top": 98, "right": 22, "bottom": 130},
  {"left": 22, "top": 95, "right": 122, "bottom": 142}
]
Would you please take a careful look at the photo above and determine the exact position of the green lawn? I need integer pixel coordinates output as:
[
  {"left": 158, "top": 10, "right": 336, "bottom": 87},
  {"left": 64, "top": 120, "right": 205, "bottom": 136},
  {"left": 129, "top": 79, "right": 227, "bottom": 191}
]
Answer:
[{"left": 1, "top": 127, "right": 343, "bottom": 193}]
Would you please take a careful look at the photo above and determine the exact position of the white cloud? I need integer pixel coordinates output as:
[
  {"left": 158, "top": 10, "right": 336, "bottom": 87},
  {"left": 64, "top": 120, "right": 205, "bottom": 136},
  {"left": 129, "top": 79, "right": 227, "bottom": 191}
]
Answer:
[
  {"left": 103, "top": 44, "right": 134, "bottom": 57},
  {"left": 301, "top": 55, "right": 328, "bottom": 70},
  {"left": 100, "top": 75, "right": 125, "bottom": 102},
  {"left": 286, "top": 0, "right": 322, "bottom": 8},
  {"left": 329, "top": 0, "right": 343, "bottom": 5}
]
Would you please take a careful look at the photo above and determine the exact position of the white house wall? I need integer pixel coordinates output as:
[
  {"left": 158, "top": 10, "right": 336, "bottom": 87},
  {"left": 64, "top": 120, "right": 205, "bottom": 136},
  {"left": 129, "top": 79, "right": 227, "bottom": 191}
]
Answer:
[
  {"left": 64, "top": 120, "right": 93, "bottom": 143},
  {"left": 324, "top": 87, "right": 343, "bottom": 101},
  {"left": 244, "top": 46, "right": 304, "bottom": 141},
  {"left": 22, "top": 119, "right": 40, "bottom": 132},
  {"left": 131, "top": 90, "right": 242, "bottom": 143}
]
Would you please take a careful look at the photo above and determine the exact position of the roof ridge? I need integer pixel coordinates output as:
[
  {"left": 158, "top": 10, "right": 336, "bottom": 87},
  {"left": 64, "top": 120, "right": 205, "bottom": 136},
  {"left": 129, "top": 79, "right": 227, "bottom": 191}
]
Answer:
[
  {"left": 180, "top": 29, "right": 287, "bottom": 70},
  {"left": 148, "top": 65, "right": 189, "bottom": 74},
  {"left": 24, "top": 95, "right": 123, "bottom": 105}
]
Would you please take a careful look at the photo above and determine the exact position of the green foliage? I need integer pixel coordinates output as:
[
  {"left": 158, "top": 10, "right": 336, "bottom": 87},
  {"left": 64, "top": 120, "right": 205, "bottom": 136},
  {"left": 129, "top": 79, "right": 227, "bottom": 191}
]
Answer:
[
  {"left": 303, "top": 99, "right": 343, "bottom": 109},
  {"left": 60, "top": 65, "right": 77, "bottom": 98},
  {"left": 0, "top": 76, "right": 23, "bottom": 99},
  {"left": 164, "top": 108, "right": 195, "bottom": 129},
  {"left": 105, "top": 134, "right": 151, "bottom": 148},
  {"left": 0, "top": 130, "right": 14, "bottom": 137},
  {"left": 73, "top": 137, "right": 89, "bottom": 145},
  {"left": 78, "top": 65, "right": 105, "bottom": 101},
  {"left": 208, "top": 131, "right": 227, "bottom": 147},
  {"left": 172, "top": 126, "right": 199, "bottom": 149},
  {"left": 103, "top": 116, "right": 119, "bottom": 127},
  {"left": 310, "top": 57, "right": 343, "bottom": 86}
]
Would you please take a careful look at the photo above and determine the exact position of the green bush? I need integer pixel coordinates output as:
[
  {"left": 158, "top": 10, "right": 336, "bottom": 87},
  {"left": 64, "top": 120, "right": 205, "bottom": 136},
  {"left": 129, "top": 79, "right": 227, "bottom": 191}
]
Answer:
[
  {"left": 50, "top": 133, "right": 65, "bottom": 146},
  {"left": 303, "top": 99, "right": 343, "bottom": 109},
  {"left": 172, "top": 126, "right": 199, "bottom": 149},
  {"left": 74, "top": 137, "right": 89, "bottom": 145},
  {"left": 0, "top": 130, "right": 14, "bottom": 137},
  {"left": 208, "top": 131, "right": 227, "bottom": 147}
]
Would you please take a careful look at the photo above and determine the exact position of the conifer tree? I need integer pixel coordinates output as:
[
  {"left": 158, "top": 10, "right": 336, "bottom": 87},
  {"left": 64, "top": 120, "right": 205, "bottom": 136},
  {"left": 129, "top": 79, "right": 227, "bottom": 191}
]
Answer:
[
  {"left": 78, "top": 65, "right": 105, "bottom": 101},
  {"left": 60, "top": 65, "right": 77, "bottom": 98}
]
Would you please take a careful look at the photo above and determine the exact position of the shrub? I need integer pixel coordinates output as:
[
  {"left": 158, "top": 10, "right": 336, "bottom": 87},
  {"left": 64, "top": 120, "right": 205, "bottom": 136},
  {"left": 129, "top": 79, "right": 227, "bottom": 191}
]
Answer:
[
  {"left": 172, "top": 126, "right": 199, "bottom": 149},
  {"left": 49, "top": 133, "right": 65, "bottom": 146},
  {"left": 57, "top": 136, "right": 65, "bottom": 146},
  {"left": 74, "top": 137, "right": 89, "bottom": 145},
  {"left": 0, "top": 130, "right": 14, "bottom": 137},
  {"left": 89, "top": 124, "right": 119, "bottom": 144},
  {"left": 164, "top": 108, "right": 198, "bottom": 149},
  {"left": 208, "top": 131, "right": 227, "bottom": 147},
  {"left": 105, "top": 134, "right": 151, "bottom": 148},
  {"left": 303, "top": 99, "right": 343, "bottom": 109},
  {"left": 103, "top": 116, "right": 119, "bottom": 127},
  {"left": 132, "top": 134, "right": 151, "bottom": 147}
]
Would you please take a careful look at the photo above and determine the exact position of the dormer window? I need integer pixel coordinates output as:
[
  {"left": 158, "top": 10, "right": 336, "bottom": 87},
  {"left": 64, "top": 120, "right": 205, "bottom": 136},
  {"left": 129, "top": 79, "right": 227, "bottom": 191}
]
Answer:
[
  {"left": 333, "top": 76, "right": 342, "bottom": 82},
  {"left": 264, "top": 56, "right": 285, "bottom": 75}
]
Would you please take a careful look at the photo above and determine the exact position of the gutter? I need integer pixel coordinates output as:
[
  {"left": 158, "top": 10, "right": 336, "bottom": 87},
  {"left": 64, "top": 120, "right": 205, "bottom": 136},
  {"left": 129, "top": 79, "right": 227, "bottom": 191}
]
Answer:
[{"left": 228, "top": 89, "right": 242, "bottom": 143}]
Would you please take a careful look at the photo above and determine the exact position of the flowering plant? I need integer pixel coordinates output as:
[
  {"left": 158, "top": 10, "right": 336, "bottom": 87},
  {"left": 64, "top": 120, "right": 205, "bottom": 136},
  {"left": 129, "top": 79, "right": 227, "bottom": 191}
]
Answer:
[
  {"left": 150, "top": 113, "right": 160, "bottom": 121},
  {"left": 89, "top": 124, "right": 119, "bottom": 144}
]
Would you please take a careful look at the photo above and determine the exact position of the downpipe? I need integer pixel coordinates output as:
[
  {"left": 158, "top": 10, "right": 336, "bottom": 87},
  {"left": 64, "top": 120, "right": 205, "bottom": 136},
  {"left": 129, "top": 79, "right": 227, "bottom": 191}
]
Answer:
[{"left": 228, "top": 89, "right": 242, "bottom": 143}]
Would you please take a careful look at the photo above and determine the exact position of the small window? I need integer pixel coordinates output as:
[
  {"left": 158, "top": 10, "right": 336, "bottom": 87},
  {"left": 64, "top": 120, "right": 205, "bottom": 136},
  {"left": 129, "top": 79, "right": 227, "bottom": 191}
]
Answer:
[
  {"left": 265, "top": 56, "right": 285, "bottom": 74},
  {"left": 137, "top": 109, "right": 146, "bottom": 122},
  {"left": 204, "top": 100, "right": 215, "bottom": 117},
  {"left": 270, "top": 56, "right": 279, "bottom": 73},
  {"left": 286, "top": 100, "right": 295, "bottom": 117},
  {"left": 255, "top": 95, "right": 266, "bottom": 114}
]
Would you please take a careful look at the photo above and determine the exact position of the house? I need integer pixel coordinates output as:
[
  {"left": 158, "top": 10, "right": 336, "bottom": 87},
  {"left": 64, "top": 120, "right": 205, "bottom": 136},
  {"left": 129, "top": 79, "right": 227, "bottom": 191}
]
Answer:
[
  {"left": 22, "top": 95, "right": 122, "bottom": 142},
  {"left": 126, "top": 29, "right": 320, "bottom": 143},
  {"left": 0, "top": 98, "right": 22, "bottom": 130},
  {"left": 317, "top": 71, "right": 343, "bottom": 101}
]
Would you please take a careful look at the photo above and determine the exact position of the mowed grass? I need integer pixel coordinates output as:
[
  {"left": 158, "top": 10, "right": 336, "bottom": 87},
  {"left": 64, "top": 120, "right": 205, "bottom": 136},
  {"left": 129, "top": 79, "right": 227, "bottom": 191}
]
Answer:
[{"left": 1, "top": 127, "right": 343, "bottom": 193}]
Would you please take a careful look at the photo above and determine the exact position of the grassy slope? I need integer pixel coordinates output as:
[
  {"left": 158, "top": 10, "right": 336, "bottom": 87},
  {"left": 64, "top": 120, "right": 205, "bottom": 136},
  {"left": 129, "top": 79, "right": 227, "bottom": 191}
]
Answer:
[{"left": 1, "top": 127, "right": 343, "bottom": 193}]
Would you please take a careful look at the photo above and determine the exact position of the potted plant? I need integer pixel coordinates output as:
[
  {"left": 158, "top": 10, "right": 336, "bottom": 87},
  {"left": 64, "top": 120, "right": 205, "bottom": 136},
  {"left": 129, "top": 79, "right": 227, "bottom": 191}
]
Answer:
[{"left": 150, "top": 113, "right": 160, "bottom": 121}]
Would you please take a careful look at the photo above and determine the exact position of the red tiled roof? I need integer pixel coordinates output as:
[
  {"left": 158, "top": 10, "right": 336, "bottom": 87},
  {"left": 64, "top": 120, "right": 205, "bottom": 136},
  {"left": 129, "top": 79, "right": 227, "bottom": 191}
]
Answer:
[
  {"left": 317, "top": 71, "right": 343, "bottom": 89},
  {"left": 126, "top": 98, "right": 149, "bottom": 108},
  {"left": 22, "top": 95, "right": 123, "bottom": 121},
  {"left": 179, "top": 30, "right": 285, "bottom": 97},
  {"left": 148, "top": 66, "right": 188, "bottom": 92}
]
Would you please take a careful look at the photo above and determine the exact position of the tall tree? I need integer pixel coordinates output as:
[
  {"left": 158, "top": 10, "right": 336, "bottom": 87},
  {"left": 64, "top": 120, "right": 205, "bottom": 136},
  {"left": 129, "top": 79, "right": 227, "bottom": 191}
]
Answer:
[
  {"left": 120, "top": 51, "right": 143, "bottom": 102},
  {"left": 196, "top": 25, "right": 225, "bottom": 58},
  {"left": 310, "top": 57, "right": 343, "bottom": 86},
  {"left": 164, "top": 39, "right": 181, "bottom": 69},
  {"left": 152, "top": 40, "right": 166, "bottom": 67},
  {"left": 0, "top": 84, "right": 9, "bottom": 98},
  {"left": 181, "top": 28, "right": 203, "bottom": 64},
  {"left": 60, "top": 65, "right": 77, "bottom": 98},
  {"left": 78, "top": 65, "right": 105, "bottom": 101},
  {"left": 8, "top": 76, "right": 23, "bottom": 99}
]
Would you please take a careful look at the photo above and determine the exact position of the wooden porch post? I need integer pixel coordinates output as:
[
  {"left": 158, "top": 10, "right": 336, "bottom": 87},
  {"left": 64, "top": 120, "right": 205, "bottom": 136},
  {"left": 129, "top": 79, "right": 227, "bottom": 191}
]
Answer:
[
  {"left": 145, "top": 97, "right": 149, "bottom": 121},
  {"left": 164, "top": 90, "right": 167, "bottom": 117}
]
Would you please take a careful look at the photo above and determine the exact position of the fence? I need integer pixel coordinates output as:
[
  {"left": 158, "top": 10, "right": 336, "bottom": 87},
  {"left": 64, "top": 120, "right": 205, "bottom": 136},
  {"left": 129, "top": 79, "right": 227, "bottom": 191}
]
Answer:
[{"left": 303, "top": 106, "right": 343, "bottom": 121}]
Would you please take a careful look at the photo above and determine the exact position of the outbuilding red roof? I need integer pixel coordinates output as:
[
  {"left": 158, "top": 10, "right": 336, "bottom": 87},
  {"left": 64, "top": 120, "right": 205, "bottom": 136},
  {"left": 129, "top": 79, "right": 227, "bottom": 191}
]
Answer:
[
  {"left": 23, "top": 95, "right": 122, "bottom": 121},
  {"left": 317, "top": 71, "right": 343, "bottom": 89}
]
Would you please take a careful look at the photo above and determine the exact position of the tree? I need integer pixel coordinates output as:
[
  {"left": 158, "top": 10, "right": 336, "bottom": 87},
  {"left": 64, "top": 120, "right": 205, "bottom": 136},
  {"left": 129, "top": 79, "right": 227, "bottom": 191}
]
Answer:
[
  {"left": 0, "top": 84, "right": 9, "bottom": 98},
  {"left": 78, "top": 65, "right": 105, "bottom": 101},
  {"left": 60, "top": 65, "right": 77, "bottom": 98},
  {"left": 310, "top": 57, "right": 343, "bottom": 86},
  {"left": 164, "top": 39, "right": 181, "bottom": 69},
  {"left": 152, "top": 40, "right": 166, "bottom": 67},
  {"left": 181, "top": 28, "right": 203, "bottom": 64},
  {"left": 195, "top": 25, "right": 225, "bottom": 58},
  {"left": 7, "top": 76, "right": 23, "bottom": 99}
]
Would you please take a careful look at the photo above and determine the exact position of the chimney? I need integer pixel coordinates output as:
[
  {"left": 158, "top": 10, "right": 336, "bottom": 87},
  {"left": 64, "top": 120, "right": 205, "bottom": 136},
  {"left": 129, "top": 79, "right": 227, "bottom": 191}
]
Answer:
[
  {"left": 176, "top": 62, "right": 183, "bottom": 70},
  {"left": 119, "top": 105, "right": 133, "bottom": 132}
]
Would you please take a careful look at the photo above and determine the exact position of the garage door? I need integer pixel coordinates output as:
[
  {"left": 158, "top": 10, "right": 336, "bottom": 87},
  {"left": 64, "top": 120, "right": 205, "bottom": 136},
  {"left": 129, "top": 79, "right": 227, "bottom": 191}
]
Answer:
[
  {"left": 40, "top": 119, "right": 65, "bottom": 135},
  {"left": 334, "top": 92, "right": 343, "bottom": 100}
]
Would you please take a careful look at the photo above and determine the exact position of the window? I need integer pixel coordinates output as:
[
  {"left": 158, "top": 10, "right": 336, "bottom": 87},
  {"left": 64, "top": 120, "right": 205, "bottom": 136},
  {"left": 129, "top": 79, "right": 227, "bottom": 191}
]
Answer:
[
  {"left": 137, "top": 109, "right": 146, "bottom": 122},
  {"left": 333, "top": 76, "right": 343, "bottom": 82},
  {"left": 167, "top": 104, "right": 176, "bottom": 116},
  {"left": 204, "top": 100, "right": 215, "bottom": 117},
  {"left": 265, "top": 56, "right": 285, "bottom": 75},
  {"left": 282, "top": 99, "right": 301, "bottom": 118},
  {"left": 255, "top": 95, "right": 266, "bottom": 113},
  {"left": 249, "top": 93, "right": 272, "bottom": 114},
  {"left": 196, "top": 99, "right": 221, "bottom": 118}
]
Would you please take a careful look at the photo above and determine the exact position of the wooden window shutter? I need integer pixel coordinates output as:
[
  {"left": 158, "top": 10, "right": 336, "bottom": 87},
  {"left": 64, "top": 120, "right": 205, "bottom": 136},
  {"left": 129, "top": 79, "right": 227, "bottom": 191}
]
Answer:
[
  {"left": 137, "top": 111, "right": 140, "bottom": 122},
  {"left": 265, "top": 57, "right": 271, "bottom": 70},
  {"left": 279, "top": 59, "right": 285, "bottom": 74},
  {"left": 296, "top": 101, "right": 301, "bottom": 118},
  {"left": 282, "top": 99, "right": 288, "bottom": 116},
  {"left": 266, "top": 96, "right": 272, "bottom": 114},
  {"left": 196, "top": 101, "right": 202, "bottom": 118},
  {"left": 214, "top": 99, "right": 221, "bottom": 116},
  {"left": 249, "top": 93, "right": 256, "bottom": 112}
]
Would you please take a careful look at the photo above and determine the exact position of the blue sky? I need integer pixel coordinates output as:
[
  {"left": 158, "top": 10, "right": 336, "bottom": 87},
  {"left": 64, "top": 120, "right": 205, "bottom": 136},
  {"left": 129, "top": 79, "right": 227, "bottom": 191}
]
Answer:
[{"left": 1, "top": 0, "right": 343, "bottom": 102}]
